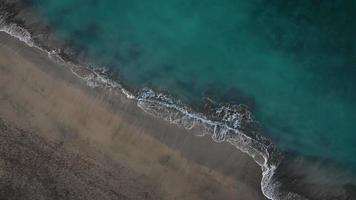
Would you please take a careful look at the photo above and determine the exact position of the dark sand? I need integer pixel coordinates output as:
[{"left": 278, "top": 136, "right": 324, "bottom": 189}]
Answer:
[{"left": 0, "top": 31, "right": 265, "bottom": 200}]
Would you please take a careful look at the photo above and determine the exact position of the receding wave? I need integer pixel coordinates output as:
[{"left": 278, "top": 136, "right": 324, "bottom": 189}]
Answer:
[{"left": 0, "top": 13, "right": 310, "bottom": 200}]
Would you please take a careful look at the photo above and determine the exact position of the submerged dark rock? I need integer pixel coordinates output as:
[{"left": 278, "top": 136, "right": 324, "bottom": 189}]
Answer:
[
  {"left": 272, "top": 153, "right": 356, "bottom": 200},
  {"left": 203, "top": 85, "right": 256, "bottom": 111}
]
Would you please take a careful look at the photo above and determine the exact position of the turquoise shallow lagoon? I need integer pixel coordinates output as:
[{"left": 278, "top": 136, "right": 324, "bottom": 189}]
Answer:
[{"left": 32, "top": 0, "right": 356, "bottom": 174}]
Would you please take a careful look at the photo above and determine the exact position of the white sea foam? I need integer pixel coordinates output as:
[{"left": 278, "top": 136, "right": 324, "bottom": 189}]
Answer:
[
  {"left": 0, "top": 16, "right": 34, "bottom": 47},
  {"left": 0, "top": 16, "right": 308, "bottom": 200},
  {"left": 136, "top": 88, "right": 283, "bottom": 199}
]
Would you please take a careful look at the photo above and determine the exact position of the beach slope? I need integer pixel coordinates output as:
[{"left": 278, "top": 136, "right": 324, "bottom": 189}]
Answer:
[{"left": 0, "top": 32, "right": 265, "bottom": 199}]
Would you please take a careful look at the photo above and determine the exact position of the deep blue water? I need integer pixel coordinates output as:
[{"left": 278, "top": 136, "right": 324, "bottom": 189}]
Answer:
[{"left": 31, "top": 0, "right": 356, "bottom": 175}]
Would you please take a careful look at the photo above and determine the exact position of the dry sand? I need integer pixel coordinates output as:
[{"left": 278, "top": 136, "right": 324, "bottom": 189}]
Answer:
[{"left": 0, "top": 31, "right": 266, "bottom": 200}]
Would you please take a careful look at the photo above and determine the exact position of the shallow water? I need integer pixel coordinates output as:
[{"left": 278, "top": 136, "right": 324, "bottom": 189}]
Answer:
[{"left": 31, "top": 0, "right": 356, "bottom": 175}]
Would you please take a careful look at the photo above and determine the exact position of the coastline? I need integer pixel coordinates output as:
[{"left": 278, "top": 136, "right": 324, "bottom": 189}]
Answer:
[
  {"left": 0, "top": 29, "right": 266, "bottom": 199},
  {"left": 0, "top": 2, "right": 306, "bottom": 199},
  {"left": 2, "top": 1, "right": 356, "bottom": 199},
  {"left": 1, "top": 1, "right": 280, "bottom": 198}
]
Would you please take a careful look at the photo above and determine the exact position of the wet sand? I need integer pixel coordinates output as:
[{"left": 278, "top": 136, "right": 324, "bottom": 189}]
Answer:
[{"left": 0, "top": 31, "right": 265, "bottom": 199}]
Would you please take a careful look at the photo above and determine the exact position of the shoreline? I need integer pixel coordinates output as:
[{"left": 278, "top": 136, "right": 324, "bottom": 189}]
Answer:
[
  {"left": 0, "top": 27, "right": 266, "bottom": 199},
  {"left": 2, "top": 1, "right": 356, "bottom": 199},
  {"left": 0, "top": 2, "right": 281, "bottom": 198}
]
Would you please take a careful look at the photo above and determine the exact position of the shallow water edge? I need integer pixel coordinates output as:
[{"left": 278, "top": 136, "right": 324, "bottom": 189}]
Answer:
[{"left": 1, "top": 1, "right": 356, "bottom": 199}]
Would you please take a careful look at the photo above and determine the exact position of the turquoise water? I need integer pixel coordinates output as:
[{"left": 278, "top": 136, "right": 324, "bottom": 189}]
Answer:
[{"left": 32, "top": 1, "right": 356, "bottom": 173}]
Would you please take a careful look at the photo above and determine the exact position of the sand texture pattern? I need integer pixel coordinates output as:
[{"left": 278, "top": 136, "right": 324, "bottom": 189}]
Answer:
[{"left": 0, "top": 32, "right": 265, "bottom": 200}]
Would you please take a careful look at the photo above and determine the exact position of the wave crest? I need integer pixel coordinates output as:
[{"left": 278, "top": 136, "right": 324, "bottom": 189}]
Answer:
[{"left": 0, "top": 15, "right": 34, "bottom": 47}]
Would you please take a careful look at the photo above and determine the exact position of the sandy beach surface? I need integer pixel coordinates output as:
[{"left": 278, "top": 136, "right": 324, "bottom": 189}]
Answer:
[{"left": 0, "top": 31, "right": 265, "bottom": 200}]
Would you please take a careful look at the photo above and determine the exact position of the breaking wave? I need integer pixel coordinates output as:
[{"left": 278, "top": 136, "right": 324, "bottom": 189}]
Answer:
[{"left": 0, "top": 16, "right": 34, "bottom": 47}]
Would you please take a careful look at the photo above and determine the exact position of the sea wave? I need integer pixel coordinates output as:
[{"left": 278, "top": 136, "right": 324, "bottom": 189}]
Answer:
[
  {"left": 0, "top": 14, "right": 308, "bottom": 200},
  {"left": 0, "top": 15, "right": 34, "bottom": 47}
]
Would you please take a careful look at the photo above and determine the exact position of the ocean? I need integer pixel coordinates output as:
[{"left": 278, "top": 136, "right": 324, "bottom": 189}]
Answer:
[{"left": 1, "top": 0, "right": 356, "bottom": 199}]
